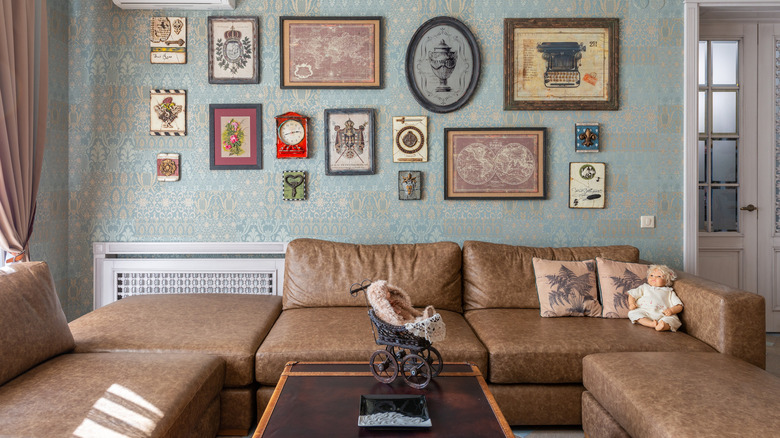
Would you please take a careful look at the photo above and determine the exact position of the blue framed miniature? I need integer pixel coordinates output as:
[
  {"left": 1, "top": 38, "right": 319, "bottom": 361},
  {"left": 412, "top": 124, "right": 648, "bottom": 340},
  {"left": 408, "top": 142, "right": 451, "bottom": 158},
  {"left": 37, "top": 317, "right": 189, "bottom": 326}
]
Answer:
[{"left": 575, "top": 123, "right": 599, "bottom": 153}]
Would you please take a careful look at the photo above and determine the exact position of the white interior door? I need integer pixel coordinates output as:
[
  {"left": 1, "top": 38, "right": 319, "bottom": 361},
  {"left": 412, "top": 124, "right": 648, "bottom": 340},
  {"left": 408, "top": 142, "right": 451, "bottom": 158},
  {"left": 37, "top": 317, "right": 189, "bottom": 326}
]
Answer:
[
  {"left": 757, "top": 23, "right": 780, "bottom": 332},
  {"left": 697, "top": 23, "right": 759, "bottom": 296}
]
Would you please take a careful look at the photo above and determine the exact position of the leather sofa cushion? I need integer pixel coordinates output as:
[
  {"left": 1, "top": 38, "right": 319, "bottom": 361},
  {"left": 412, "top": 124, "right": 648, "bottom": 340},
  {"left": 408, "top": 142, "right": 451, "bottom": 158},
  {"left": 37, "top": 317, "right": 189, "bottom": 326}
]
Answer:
[
  {"left": 583, "top": 352, "right": 780, "bottom": 438},
  {"left": 255, "top": 307, "right": 487, "bottom": 385},
  {"left": 0, "top": 352, "right": 224, "bottom": 437},
  {"left": 0, "top": 262, "right": 74, "bottom": 386},
  {"left": 69, "top": 294, "right": 281, "bottom": 387},
  {"left": 465, "top": 309, "right": 715, "bottom": 384},
  {"left": 283, "top": 239, "right": 463, "bottom": 312},
  {"left": 462, "top": 241, "right": 640, "bottom": 310}
]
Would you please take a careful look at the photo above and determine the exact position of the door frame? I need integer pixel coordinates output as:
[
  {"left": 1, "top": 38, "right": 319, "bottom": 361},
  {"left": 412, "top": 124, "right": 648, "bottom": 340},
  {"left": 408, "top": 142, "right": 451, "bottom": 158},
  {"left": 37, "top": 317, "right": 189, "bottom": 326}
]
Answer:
[{"left": 684, "top": 0, "right": 780, "bottom": 274}]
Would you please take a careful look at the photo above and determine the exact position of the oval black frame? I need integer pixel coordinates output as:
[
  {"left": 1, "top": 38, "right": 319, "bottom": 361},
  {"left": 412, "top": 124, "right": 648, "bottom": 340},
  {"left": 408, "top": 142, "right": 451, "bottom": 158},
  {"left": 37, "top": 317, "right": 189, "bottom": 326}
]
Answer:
[{"left": 405, "top": 16, "right": 481, "bottom": 113}]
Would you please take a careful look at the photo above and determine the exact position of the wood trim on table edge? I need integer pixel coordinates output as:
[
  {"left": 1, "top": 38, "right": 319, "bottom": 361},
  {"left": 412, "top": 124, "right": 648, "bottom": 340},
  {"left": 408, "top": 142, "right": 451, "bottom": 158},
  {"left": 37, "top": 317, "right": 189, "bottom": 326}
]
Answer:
[
  {"left": 472, "top": 363, "right": 514, "bottom": 438},
  {"left": 252, "top": 362, "right": 294, "bottom": 438}
]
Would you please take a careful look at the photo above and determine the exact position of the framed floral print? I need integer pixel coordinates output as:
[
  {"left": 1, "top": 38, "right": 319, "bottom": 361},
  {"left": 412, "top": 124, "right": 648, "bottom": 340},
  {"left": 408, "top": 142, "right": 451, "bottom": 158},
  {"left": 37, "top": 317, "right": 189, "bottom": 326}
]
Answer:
[
  {"left": 406, "top": 16, "right": 481, "bottom": 113},
  {"left": 208, "top": 16, "right": 260, "bottom": 84},
  {"left": 209, "top": 104, "right": 262, "bottom": 170},
  {"left": 280, "top": 16, "right": 383, "bottom": 89},
  {"left": 504, "top": 18, "right": 619, "bottom": 111},
  {"left": 444, "top": 128, "right": 546, "bottom": 200},
  {"left": 324, "top": 108, "right": 375, "bottom": 175}
]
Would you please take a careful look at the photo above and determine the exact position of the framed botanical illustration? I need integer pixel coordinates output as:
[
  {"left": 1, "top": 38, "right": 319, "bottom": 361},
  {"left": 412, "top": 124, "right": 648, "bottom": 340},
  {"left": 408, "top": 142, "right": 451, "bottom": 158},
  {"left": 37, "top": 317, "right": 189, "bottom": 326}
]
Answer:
[
  {"left": 150, "top": 89, "right": 186, "bottom": 136},
  {"left": 209, "top": 104, "right": 262, "bottom": 170},
  {"left": 392, "top": 116, "right": 427, "bottom": 162},
  {"left": 398, "top": 171, "right": 422, "bottom": 200},
  {"left": 208, "top": 16, "right": 260, "bottom": 84},
  {"left": 406, "top": 16, "right": 480, "bottom": 113},
  {"left": 569, "top": 162, "right": 605, "bottom": 208},
  {"left": 150, "top": 17, "right": 186, "bottom": 64},
  {"left": 324, "top": 108, "right": 375, "bottom": 175},
  {"left": 504, "top": 18, "right": 619, "bottom": 111},
  {"left": 280, "top": 16, "right": 382, "bottom": 89},
  {"left": 444, "top": 128, "right": 546, "bottom": 200}
]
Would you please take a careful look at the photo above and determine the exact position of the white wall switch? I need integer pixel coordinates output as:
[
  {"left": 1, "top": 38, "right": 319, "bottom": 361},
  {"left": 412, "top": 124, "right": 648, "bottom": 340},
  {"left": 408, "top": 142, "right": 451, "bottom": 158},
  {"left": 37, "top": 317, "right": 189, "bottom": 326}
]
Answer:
[{"left": 640, "top": 216, "right": 655, "bottom": 228}]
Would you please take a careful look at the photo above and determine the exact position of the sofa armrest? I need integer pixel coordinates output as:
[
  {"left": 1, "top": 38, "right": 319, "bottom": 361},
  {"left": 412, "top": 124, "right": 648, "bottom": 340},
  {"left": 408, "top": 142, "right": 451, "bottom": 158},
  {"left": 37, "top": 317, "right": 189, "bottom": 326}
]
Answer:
[{"left": 674, "top": 271, "right": 765, "bottom": 369}]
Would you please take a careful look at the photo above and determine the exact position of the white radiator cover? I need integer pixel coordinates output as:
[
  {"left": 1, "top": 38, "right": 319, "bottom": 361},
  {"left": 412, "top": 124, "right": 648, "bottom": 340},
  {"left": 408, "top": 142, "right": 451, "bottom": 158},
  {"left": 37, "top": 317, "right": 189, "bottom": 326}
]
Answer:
[{"left": 93, "top": 242, "right": 286, "bottom": 309}]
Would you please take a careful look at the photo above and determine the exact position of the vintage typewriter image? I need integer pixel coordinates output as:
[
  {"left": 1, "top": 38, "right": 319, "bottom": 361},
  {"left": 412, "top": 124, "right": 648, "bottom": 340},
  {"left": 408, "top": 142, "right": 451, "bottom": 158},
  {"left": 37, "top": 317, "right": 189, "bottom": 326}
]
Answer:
[{"left": 537, "top": 42, "right": 587, "bottom": 88}]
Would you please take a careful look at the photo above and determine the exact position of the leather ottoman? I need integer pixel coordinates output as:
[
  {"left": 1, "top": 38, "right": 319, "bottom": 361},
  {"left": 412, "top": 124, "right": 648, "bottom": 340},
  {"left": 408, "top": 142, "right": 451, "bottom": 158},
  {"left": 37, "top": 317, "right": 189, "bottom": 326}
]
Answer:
[{"left": 582, "top": 352, "right": 780, "bottom": 437}]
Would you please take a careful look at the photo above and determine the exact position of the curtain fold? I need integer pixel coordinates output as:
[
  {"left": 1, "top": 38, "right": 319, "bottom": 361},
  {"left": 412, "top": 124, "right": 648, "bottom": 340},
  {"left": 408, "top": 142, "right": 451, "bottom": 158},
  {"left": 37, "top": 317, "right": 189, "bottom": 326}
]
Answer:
[{"left": 0, "top": 0, "right": 48, "bottom": 263}]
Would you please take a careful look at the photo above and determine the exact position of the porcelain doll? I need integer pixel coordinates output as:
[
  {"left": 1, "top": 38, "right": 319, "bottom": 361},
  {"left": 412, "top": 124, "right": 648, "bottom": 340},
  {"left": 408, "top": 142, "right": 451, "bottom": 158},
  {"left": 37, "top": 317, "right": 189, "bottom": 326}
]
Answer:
[{"left": 627, "top": 265, "right": 684, "bottom": 332}]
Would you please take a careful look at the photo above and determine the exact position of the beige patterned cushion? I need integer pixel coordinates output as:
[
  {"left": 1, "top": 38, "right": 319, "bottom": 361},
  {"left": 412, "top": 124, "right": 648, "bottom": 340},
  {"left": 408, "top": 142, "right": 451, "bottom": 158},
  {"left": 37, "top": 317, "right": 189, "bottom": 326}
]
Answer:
[
  {"left": 532, "top": 258, "right": 601, "bottom": 317},
  {"left": 596, "top": 257, "right": 649, "bottom": 318}
]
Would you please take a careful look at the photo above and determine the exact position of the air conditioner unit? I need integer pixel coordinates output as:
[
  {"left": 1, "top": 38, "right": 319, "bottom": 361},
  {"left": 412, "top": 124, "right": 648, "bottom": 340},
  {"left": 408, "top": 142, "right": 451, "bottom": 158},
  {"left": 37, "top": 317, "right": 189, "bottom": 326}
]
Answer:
[{"left": 112, "top": 0, "right": 236, "bottom": 10}]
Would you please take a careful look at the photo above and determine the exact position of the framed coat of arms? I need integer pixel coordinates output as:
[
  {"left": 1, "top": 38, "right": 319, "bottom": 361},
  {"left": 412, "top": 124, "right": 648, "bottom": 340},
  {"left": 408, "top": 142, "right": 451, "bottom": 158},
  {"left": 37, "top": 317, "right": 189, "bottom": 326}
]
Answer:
[{"left": 208, "top": 16, "right": 260, "bottom": 84}]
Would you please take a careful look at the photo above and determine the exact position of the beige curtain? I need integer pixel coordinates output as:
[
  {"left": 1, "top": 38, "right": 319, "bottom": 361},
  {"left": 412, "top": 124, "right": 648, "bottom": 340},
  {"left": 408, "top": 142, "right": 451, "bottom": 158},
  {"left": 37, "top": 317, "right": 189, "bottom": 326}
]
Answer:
[{"left": 0, "top": 0, "right": 48, "bottom": 263}]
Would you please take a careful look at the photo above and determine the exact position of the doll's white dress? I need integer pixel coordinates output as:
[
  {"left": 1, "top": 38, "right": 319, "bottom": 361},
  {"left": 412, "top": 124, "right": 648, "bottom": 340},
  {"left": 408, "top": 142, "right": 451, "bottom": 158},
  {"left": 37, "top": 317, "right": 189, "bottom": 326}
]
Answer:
[{"left": 626, "top": 284, "right": 683, "bottom": 332}]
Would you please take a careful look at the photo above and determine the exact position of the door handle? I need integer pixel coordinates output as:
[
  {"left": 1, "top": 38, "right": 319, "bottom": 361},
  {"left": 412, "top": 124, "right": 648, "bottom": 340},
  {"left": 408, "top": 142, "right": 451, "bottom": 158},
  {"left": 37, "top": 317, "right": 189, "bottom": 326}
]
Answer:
[{"left": 740, "top": 204, "right": 757, "bottom": 212}]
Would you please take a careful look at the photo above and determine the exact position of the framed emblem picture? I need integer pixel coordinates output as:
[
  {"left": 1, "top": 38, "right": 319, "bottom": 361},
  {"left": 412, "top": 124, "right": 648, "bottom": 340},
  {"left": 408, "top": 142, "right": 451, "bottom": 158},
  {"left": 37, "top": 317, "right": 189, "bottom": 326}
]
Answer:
[
  {"left": 150, "top": 17, "right": 186, "bottom": 64},
  {"left": 504, "top": 18, "right": 619, "bottom": 111},
  {"left": 398, "top": 171, "right": 422, "bottom": 200},
  {"left": 392, "top": 116, "right": 427, "bottom": 162},
  {"left": 280, "top": 16, "right": 383, "bottom": 89},
  {"left": 324, "top": 108, "right": 375, "bottom": 175},
  {"left": 283, "top": 171, "right": 307, "bottom": 201},
  {"left": 209, "top": 104, "right": 262, "bottom": 170},
  {"left": 406, "top": 16, "right": 481, "bottom": 113},
  {"left": 150, "top": 89, "right": 186, "bottom": 136},
  {"left": 444, "top": 128, "right": 546, "bottom": 200},
  {"left": 208, "top": 16, "right": 260, "bottom": 84}
]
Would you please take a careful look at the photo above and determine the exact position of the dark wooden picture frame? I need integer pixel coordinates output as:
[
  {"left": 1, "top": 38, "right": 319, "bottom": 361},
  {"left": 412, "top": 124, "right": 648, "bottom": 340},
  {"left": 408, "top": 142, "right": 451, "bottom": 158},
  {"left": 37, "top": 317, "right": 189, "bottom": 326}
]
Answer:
[
  {"left": 209, "top": 104, "right": 262, "bottom": 170},
  {"left": 406, "top": 16, "right": 481, "bottom": 113},
  {"left": 324, "top": 108, "right": 376, "bottom": 175},
  {"left": 504, "top": 18, "right": 619, "bottom": 111},
  {"left": 208, "top": 16, "right": 260, "bottom": 84},
  {"left": 444, "top": 127, "right": 546, "bottom": 200},
  {"left": 280, "top": 16, "right": 383, "bottom": 89}
]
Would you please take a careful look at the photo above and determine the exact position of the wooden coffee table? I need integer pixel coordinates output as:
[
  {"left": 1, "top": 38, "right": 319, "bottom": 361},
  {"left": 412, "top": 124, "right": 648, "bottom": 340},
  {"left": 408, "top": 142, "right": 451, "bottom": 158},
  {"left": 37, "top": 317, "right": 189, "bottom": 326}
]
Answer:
[{"left": 253, "top": 362, "right": 512, "bottom": 437}]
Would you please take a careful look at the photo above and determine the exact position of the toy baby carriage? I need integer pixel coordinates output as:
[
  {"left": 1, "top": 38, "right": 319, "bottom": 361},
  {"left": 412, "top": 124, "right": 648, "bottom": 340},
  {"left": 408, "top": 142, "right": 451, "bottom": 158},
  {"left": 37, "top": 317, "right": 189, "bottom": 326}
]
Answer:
[{"left": 350, "top": 279, "right": 445, "bottom": 389}]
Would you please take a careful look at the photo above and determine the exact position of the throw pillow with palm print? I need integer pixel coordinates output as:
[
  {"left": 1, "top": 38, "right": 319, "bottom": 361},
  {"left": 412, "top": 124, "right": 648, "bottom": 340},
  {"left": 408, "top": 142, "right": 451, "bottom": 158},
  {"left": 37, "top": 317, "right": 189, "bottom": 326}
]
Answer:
[
  {"left": 596, "top": 257, "right": 649, "bottom": 318},
  {"left": 533, "top": 258, "right": 602, "bottom": 317}
]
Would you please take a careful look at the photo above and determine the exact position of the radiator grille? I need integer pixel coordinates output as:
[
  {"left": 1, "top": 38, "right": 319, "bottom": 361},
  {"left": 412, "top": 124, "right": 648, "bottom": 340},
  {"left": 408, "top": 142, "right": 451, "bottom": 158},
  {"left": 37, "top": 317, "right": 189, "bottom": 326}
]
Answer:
[{"left": 115, "top": 271, "right": 275, "bottom": 299}]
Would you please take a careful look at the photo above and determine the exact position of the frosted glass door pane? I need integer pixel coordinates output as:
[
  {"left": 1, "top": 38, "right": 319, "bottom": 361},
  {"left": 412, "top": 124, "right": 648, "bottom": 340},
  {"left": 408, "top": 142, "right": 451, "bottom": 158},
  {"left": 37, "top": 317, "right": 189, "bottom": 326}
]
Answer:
[
  {"left": 712, "top": 139, "right": 737, "bottom": 183},
  {"left": 711, "top": 41, "right": 738, "bottom": 85},
  {"left": 712, "top": 92, "right": 737, "bottom": 133},
  {"left": 712, "top": 188, "right": 738, "bottom": 232},
  {"left": 698, "top": 140, "right": 706, "bottom": 183},
  {"left": 699, "top": 91, "right": 707, "bottom": 134},
  {"left": 699, "top": 41, "right": 707, "bottom": 85},
  {"left": 699, "top": 187, "right": 708, "bottom": 231}
]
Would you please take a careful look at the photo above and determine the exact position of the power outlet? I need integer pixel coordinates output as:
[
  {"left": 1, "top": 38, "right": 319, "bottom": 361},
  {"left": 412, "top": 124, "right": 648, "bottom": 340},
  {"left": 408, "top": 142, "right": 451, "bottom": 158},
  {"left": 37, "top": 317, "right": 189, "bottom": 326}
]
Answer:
[{"left": 640, "top": 216, "right": 655, "bottom": 228}]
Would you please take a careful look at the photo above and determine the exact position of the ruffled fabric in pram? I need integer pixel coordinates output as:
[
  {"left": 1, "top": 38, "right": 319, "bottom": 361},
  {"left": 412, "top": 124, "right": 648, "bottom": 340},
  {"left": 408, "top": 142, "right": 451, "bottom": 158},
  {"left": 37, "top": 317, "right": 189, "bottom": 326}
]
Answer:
[{"left": 366, "top": 280, "right": 446, "bottom": 343}]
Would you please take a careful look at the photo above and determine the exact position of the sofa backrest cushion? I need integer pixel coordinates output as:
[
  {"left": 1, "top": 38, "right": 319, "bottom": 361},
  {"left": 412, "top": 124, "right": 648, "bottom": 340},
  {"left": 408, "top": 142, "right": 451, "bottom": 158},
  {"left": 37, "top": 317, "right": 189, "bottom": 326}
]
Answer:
[
  {"left": 462, "top": 241, "right": 640, "bottom": 310},
  {"left": 0, "top": 261, "right": 74, "bottom": 386},
  {"left": 283, "top": 239, "right": 463, "bottom": 312}
]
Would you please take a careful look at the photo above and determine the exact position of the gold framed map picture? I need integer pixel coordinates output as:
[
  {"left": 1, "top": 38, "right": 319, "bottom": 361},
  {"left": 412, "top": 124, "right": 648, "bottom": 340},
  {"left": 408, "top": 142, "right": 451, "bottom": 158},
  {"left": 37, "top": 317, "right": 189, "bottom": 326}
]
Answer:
[{"left": 504, "top": 18, "right": 619, "bottom": 111}]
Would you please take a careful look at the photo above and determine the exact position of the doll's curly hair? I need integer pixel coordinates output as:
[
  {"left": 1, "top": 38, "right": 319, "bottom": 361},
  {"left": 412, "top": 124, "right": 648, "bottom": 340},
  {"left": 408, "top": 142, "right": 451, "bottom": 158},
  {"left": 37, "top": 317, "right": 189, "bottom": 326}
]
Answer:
[{"left": 647, "top": 264, "right": 677, "bottom": 286}]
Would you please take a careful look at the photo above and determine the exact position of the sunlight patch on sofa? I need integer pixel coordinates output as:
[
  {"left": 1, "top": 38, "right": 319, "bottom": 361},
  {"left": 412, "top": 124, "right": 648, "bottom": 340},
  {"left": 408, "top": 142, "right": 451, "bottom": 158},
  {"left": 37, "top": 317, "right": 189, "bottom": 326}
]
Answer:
[{"left": 73, "top": 383, "right": 164, "bottom": 438}]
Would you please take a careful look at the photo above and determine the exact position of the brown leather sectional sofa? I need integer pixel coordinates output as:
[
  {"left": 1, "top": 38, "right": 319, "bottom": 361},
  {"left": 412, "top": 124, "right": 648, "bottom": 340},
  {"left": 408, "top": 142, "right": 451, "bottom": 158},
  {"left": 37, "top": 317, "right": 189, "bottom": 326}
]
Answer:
[{"left": 0, "top": 238, "right": 766, "bottom": 437}]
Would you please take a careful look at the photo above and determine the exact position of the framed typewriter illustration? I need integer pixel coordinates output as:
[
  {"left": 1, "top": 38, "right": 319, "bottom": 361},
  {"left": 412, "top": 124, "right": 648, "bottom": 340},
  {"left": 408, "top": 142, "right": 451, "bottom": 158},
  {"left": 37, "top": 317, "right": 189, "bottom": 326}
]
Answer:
[{"left": 504, "top": 18, "right": 619, "bottom": 111}]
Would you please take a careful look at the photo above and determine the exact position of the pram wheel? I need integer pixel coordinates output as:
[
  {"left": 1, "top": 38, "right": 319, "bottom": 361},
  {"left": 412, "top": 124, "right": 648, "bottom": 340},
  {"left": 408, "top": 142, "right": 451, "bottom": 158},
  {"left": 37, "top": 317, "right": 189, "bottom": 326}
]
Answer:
[
  {"left": 369, "top": 349, "right": 398, "bottom": 383},
  {"left": 421, "top": 346, "right": 443, "bottom": 377},
  {"left": 400, "top": 353, "right": 432, "bottom": 389}
]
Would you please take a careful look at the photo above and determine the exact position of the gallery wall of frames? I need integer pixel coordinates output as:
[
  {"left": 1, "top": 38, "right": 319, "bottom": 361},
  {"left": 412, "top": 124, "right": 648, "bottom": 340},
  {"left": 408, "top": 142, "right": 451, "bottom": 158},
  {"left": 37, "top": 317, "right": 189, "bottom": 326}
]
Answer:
[{"left": 32, "top": 0, "right": 685, "bottom": 320}]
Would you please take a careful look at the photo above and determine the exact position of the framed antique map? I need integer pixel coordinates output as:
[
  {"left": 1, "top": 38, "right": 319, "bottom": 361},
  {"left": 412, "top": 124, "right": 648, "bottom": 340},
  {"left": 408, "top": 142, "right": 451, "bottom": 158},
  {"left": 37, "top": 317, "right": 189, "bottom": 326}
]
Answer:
[
  {"left": 504, "top": 18, "right": 618, "bottom": 110},
  {"left": 324, "top": 108, "right": 375, "bottom": 175},
  {"left": 444, "top": 128, "right": 546, "bottom": 200},
  {"left": 280, "top": 17, "right": 382, "bottom": 89},
  {"left": 208, "top": 16, "right": 260, "bottom": 84}
]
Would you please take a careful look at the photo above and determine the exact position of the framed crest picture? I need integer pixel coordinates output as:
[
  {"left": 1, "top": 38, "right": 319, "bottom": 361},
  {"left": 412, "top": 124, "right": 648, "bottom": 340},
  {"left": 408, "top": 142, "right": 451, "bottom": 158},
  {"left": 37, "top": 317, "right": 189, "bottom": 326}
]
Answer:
[
  {"left": 406, "top": 16, "right": 481, "bottom": 113},
  {"left": 504, "top": 18, "right": 619, "bottom": 111},
  {"left": 208, "top": 16, "right": 260, "bottom": 84},
  {"left": 444, "top": 128, "right": 546, "bottom": 200},
  {"left": 150, "top": 17, "right": 186, "bottom": 64},
  {"left": 398, "top": 171, "right": 422, "bottom": 200},
  {"left": 392, "top": 116, "right": 427, "bottom": 162},
  {"left": 150, "top": 89, "right": 186, "bottom": 136},
  {"left": 569, "top": 162, "right": 605, "bottom": 208},
  {"left": 280, "top": 16, "right": 383, "bottom": 89},
  {"left": 209, "top": 104, "right": 262, "bottom": 170},
  {"left": 324, "top": 108, "right": 375, "bottom": 175}
]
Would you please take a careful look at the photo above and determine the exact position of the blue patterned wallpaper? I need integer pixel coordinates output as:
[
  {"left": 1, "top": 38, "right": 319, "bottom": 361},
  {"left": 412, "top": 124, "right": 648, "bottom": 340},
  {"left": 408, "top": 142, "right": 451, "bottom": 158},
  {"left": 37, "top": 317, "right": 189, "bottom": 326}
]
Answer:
[{"left": 36, "top": 0, "right": 684, "bottom": 320}]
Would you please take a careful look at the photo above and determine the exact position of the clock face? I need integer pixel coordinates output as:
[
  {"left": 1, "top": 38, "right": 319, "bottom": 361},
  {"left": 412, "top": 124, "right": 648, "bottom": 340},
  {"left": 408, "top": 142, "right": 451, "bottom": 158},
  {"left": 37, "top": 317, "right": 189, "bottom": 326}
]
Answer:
[{"left": 279, "top": 119, "right": 305, "bottom": 145}]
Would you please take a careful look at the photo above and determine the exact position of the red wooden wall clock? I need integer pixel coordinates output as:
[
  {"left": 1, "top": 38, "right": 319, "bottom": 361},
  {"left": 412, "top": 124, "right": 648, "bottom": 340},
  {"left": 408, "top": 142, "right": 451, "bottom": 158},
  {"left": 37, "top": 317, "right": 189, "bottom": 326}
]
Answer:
[{"left": 275, "top": 112, "right": 308, "bottom": 159}]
